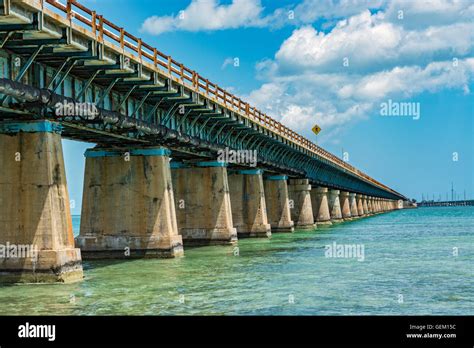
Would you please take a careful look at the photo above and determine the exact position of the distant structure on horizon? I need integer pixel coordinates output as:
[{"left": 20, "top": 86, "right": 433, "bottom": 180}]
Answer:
[{"left": 417, "top": 200, "right": 474, "bottom": 207}]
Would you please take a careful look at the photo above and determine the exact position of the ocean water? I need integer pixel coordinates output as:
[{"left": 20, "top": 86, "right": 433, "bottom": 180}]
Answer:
[{"left": 0, "top": 207, "right": 472, "bottom": 315}]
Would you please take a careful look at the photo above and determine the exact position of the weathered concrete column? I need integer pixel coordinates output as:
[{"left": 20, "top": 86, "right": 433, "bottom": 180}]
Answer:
[
  {"left": 376, "top": 198, "right": 382, "bottom": 213},
  {"left": 77, "top": 147, "right": 184, "bottom": 258},
  {"left": 288, "top": 179, "right": 315, "bottom": 229},
  {"left": 171, "top": 161, "right": 237, "bottom": 245},
  {"left": 311, "top": 187, "right": 332, "bottom": 226},
  {"left": 375, "top": 198, "right": 381, "bottom": 213},
  {"left": 0, "top": 120, "right": 83, "bottom": 283},
  {"left": 367, "top": 197, "right": 374, "bottom": 215},
  {"left": 228, "top": 169, "right": 271, "bottom": 237},
  {"left": 396, "top": 200, "right": 402, "bottom": 210},
  {"left": 388, "top": 200, "right": 393, "bottom": 211},
  {"left": 349, "top": 192, "right": 359, "bottom": 218},
  {"left": 264, "top": 175, "right": 294, "bottom": 233},
  {"left": 362, "top": 195, "right": 370, "bottom": 216},
  {"left": 356, "top": 194, "right": 365, "bottom": 217},
  {"left": 340, "top": 191, "right": 352, "bottom": 220},
  {"left": 328, "top": 189, "right": 344, "bottom": 223}
]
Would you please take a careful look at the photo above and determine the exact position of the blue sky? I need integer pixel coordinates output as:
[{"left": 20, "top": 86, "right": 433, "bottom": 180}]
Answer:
[{"left": 64, "top": 0, "right": 473, "bottom": 213}]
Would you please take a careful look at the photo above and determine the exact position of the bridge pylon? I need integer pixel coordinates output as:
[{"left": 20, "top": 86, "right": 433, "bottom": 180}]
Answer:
[{"left": 0, "top": 120, "right": 83, "bottom": 283}]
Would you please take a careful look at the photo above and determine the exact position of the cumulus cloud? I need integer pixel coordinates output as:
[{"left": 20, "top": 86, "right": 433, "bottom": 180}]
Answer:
[
  {"left": 141, "top": 0, "right": 268, "bottom": 35},
  {"left": 245, "top": 1, "right": 474, "bottom": 141},
  {"left": 274, "top": 11, "right": 474, "bottom": 74}
]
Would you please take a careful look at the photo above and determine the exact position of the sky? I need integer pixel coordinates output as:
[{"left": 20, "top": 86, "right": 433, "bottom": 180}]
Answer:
[{"left": 63, "top": 0, "right": 473, "bottom": 214}]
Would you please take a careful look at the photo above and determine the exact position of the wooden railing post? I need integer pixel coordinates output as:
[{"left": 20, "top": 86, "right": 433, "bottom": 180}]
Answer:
[
  {"left": 137, "top": 38, "right": 142, "bottom": 61},
  {"left": 98, "top": 15, "right": 103, "bottom": 42},
  {"left": 91, "top": 11, "right": 96, "bottom": 36},
  {"left": 167, "top": 56, "right": 172, "bottom": 75}
]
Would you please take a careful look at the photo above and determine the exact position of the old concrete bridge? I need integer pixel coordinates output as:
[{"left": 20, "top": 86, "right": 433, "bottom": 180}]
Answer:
[{"left": 0, "top": 0, "right": 409, "bottom": 283}]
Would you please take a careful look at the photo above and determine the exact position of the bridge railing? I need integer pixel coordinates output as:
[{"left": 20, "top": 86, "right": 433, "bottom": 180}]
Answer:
[{"left": 40, "top": 0, "right": 400, "bottom": 197}]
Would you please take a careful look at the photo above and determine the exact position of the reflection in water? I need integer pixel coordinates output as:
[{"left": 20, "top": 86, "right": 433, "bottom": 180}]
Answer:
[{"left": 0, "top": 207, "right": 472, "bottom": 315}]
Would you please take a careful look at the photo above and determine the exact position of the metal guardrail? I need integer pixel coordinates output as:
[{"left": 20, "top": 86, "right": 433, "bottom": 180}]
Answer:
[{"left": 13, "top": 0, "right": 402, "bottom": 197}]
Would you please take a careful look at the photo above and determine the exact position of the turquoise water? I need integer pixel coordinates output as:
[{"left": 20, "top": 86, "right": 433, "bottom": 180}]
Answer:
[{"left": 0, "top": 207, "right": 472, "bottom": 315}]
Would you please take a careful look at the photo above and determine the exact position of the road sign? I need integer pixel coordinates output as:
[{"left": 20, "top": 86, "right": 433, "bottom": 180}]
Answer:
[{"left": 312, "top": 124, "right": 321, "bottom": 135}]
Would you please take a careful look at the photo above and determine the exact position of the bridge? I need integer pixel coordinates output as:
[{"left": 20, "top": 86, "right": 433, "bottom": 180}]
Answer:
[
  {"left": 417, "top": 200, "right": 474, "bottom": 207},
  {"left": 0, "top": 0, "right": 409, "bottom": 283}
]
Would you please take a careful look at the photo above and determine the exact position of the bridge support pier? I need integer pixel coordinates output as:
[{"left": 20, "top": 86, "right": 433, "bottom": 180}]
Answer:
[
  {"left": 263, "top": 175, "right": 294, "bottom": 233},
  {"left": 76, "top": 147, "right": 183, "bottom": 258},
  {"left": 228, "top": 170, "right": 271, "bottom": 238},
  {"left": 311, "top": 187, "right": 332, "bottom": 226},
  {"left": 356, "top": 194, "right": 365, "bottom": 217},
  {"left": 288, "top": 179, "right": 316, "bottom": 230},
  {"left": 340, "top": 191, "right": 352, "bottom": 221},
  {"left": 349, "top": 193, "right": 359, "bottom": 219},
  {"left": 362, "top": 195, "right": 370, "bottom": 216},
  {"left": 367, "top": 197, "right": 374, "bottom": 215},
  {"left": 372, "top": 198, "right": 378, "bottom": 213},
  {"left": 0, "top": 120, "right": 83, "bottom": 283},
  {"left": 171, "top": 161, "right": 237, "bottom": 245},
  {"left": 328, "top": 189, "right": 344, "bottom": 223}
]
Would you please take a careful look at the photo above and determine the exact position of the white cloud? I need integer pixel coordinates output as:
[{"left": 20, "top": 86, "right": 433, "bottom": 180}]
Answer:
[
  {"left": 141, "top": 0, "right": 267, "bottom": 35},
  {"left": 246, "top": 58, "right": 474, "bottom": 141},
  {"left": 384, "top": 0, "right": 474, "bottom": 29},
  {"left": 244, "top": 1, "right": 474, "bottom": 142},
  {"left": 274, "top": 11, "right": 474, "bottom": 74},
  {"left": 293, "top": 0, "right": 385, "bottom": 23}
]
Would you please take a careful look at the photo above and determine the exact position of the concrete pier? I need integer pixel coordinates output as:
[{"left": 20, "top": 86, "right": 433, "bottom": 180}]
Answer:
[
  {"left": 228, "top": 170, "right": 271, "bottom": 238},
  {"left": 362, "top": 195, "right": 370, "bottom": 216},
  {"left": 340, "top": 191, "right": 352, "bottom": 220},
  {"left": 311, "top": 187, "right": 332, "bottom": 226},
  {"left": 367, "top": 197, "right": 374, "bottom": 215},
  {"left": 356, "top": 194, "right": 365, "bottom": 217},
  {"left": 77, "top": 147, "right": 184, "bottom": 258},
  {"left": 0, "top": 120, "right": 83, "bottom": 283},
  {"left": 288, "top": 179, "right": 316, "bottom": 230},
  {"left": 349, "top": 193, "right": 359, "bottom": 219},
  {"left": 263, "top": 175, "right": 294, "bottom": 232},
  {"left": 328, "top": 189, "right": 344, "bottom": 223},
  {"left": 374, "top": 198, "right": 380, "bottom": 213},
  {"left": 171, "top": 161, "right": 237, "bottom": 245}
]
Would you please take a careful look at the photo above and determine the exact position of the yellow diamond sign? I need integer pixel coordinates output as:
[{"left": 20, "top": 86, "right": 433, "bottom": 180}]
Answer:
[{"left": 312, "top": 124, "right": 321, "bottom": 135}]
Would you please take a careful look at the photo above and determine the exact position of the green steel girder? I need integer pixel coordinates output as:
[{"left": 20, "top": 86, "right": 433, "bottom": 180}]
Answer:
[
  {"left": 76, "top": 69, "right": 101, "bottom": 102},
  {"left": 115, "top": 85, "right": 137, "bottom": 111},
  {"left": 210, "top": 122, "right": 231, "bottom": 143},
  {"left": 1, "top": 44, "right": 44, "bottom": 105},
  {"left": 96, "top": 77, "right": 121, "bottom": 107},
  {"left": 175, "top": 108, "right": 193, "bottom": 130},
  {"left": 131, "top": 91, "right": 152, "bottom": 119},
  {"left": 145, "top": 98, "right": 165, "bottom": 122},
  {"left": 196, "top": 117, "right": 214, "bottom": 135}
]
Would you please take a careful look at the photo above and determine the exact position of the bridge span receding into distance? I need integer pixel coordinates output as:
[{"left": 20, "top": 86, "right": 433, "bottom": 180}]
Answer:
[{"left": 0, "top": 0, "right": 410, "bottom": 283}]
